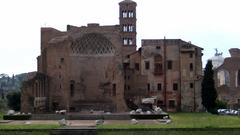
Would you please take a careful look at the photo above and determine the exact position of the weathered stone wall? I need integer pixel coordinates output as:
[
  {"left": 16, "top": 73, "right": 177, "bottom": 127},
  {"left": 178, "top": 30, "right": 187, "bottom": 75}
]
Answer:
[
  {"left": 126, "top": 39, "right": 203, "bottom": 112},
  {"left": 215, "top": 48, "right": 240, "bottom": 108},
  {"left": 38, "top": 25, "right": 129, "bottom": 112},
  {"left": 180, "top": 42, "right": 203, "bottom": 112}
]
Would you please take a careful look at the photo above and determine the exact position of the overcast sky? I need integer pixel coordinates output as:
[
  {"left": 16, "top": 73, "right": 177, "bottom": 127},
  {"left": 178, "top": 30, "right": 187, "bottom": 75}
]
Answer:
[{"left": 0, "top": 0, "right": 239, "bottom": 75}]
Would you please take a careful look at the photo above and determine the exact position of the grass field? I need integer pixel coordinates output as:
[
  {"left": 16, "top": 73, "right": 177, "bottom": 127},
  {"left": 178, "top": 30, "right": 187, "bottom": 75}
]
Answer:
[
  {"left": 0, "top": 112, "right": 59, "bottom": 135},
  {"left": 98, "top": 129, "right": 240, "bottom": 135},
  {"left": 0, "top": 130, "right": 51, "bottom": 135},
  {"left": 0, "top": 124, "right": 60, "bottom": 129},
  {"left": 98, "top": 113, "right": 240, "bottom": 135},
  {"left": 98, "top": 113, "right": 240, "bottom": 129},
  {"left": 1, "top": 113, "right": 240, "bottom": 135},
  {"left": 0, "top": 124, "right": 60, "bottom": 135}
]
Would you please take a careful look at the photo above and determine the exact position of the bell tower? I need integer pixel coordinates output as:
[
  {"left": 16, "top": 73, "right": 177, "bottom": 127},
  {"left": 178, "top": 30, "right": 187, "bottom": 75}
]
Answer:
[{"left": 119, "top": 0, "right": 137, "bottom": 54}]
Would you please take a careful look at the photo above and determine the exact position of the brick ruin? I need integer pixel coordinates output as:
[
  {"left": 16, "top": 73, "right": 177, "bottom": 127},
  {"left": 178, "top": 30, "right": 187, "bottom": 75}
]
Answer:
[
  {"left": 214, "top": 48, "right": 240, "bottom": 108},
  {"left": 21, "top": 0, "right": 203, "bottom": 113}
]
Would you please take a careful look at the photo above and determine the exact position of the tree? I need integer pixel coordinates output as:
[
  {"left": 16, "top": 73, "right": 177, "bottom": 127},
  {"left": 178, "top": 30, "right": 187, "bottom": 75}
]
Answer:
[
  {"left": 201, "top": 60, "right": 217, "bottom": 113},
  {"left": 0, "top": 98, "right": 7, "bottom": 112},
  {"left": 6, "top": 91, "right": 21, "bottom": 111}
]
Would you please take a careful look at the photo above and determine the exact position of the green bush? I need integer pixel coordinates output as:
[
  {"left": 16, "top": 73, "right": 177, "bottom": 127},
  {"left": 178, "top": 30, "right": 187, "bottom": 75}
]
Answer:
[
  {"left": 216, "top": 100, "right": 227, "bottom": 109},
  {"left": 130, "top": 114, "right": 169, "bottom": 119},
  {"left": 3, "top": 115, "right": 31, "bottom": 120},
  {"left": 6, "top": 91, "right": 21, "bottom": 111}
]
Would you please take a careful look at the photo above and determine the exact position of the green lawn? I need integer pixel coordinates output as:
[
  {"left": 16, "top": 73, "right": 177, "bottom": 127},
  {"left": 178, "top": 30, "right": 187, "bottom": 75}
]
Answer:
[
  {"left": 0, "top": 130, "right": 51, "bottom": 135},
  {"left": 0, "top": 124, "right": 60, "bottom": 129},
  {"left": 98, "top": 113, "right": 240, "bottom": 135},
  {"left": 0, "top": 112, "right": 59, "bottom": 135},
  {"left": 98, "top": 113, "right": 240, "bottom": 129},
  {"left": 1, "top": 113, "right": 240, "bottom": 135},
  {"left": 0, "top": 124, "right": 60, "bottom": 135},
  {"left": 98, "top": 130, "right": 240, "bottom": 135}
]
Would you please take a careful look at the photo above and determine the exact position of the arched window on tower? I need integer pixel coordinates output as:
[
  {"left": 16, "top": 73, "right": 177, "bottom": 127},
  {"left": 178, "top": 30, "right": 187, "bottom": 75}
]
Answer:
[
  {"left": 217, "top": 70, "right": 230, "bottom": 87},
  {"left": 129, "top": 38, "right": 133, "bottom": 45},
  {"left": 123, "top": 25, "right": 128, "bottom": 32},
  {"left": 128, "top": 11, "right": 134, "bottom": 18},
  {"left": 123, "top": 38, "right": 128, "bottom": 45},
  {"left": 128, "top": 25, "right": 134, "bottom": 32},
  {"left": 122, "top": 11, "right": 128, "bottom": 18}
]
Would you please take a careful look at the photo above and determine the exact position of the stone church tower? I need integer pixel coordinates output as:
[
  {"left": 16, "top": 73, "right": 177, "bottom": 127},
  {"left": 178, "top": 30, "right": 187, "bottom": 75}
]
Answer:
[{"left": 119, "top": 0, "right": 137, "bottom": 56}]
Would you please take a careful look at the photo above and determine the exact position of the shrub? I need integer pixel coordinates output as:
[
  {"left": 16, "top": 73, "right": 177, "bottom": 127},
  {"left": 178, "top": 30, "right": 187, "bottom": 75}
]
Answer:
[
  {"left": 216, "top": 100, "right": 227, "bottom": 109},
  {"left": 130, "top": 114, "right": 169, "bottom": 119},
  {"left": 6, "top": 91, "right": 21, "bottom": 111},
  {"left": 3, "top": 115, "right": 31, "bottom": 120}
]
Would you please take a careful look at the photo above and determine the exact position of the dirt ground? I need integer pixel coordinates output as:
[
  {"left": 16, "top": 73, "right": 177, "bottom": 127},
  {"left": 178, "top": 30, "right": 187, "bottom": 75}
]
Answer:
[{"left": 1, "top": 120, "right": 161, "bottom": 126}]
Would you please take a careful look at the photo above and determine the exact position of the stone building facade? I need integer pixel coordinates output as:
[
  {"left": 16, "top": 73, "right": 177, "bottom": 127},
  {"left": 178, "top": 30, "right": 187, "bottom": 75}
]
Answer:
[
  {"left": 214, "top": 48, "right": 240, "bottom": 108},
  {"left": 21, "top": 0, "right": 203, "bottom": 113},
  {"left": 125, "top": 39, "right": 203, "bottom": 112}
]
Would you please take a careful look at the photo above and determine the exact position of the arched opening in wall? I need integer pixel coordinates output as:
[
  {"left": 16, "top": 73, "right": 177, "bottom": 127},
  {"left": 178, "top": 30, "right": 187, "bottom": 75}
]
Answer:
[
  {"left": 217, "top": 70, "right": 230, "bottom": 87},
  {"left": 71, "top": 33, "right": 115, "bottom": 55},
  {"left": 236, "top": 70, "right": 240, "bottom": 87},
  {"left": 70, "top": 80, "right": 75, "bottom": 97}
]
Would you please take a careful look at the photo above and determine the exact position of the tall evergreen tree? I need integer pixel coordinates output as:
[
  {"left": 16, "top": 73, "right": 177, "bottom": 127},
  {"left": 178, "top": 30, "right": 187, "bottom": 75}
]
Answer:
[
  {"left": 6, "top": 91, "right": 21, "bottom": 111},
  {"left": 201, "top": 60, "right": 217, "bottom": 113}
]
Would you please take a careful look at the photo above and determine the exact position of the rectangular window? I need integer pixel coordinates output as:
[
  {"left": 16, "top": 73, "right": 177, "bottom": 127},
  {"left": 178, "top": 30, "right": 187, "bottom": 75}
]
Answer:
[
  {"left": 190, "top": 53, "right": 193, "bottom": 58},
  {"left": 135, "top": 63, "right": 139, "bottom": 71},
  {"left": 169, "top": 100, "right": 175, "bottom": 108},
  {"left": 154, "top": 63, "right": 163, "bottom": 74},
  {"left": 129, "top": 38, "right": 133, "bottom": 45},
  {"left": 167, "top": 60, "right": 172, "bottom": 70},
  {"left": 190, "top": 63, "right": 193, "bottom": 71},
  {"left": 157, "top": 83, "right": 162, "bottom": 91},
  {"left": 190, "top": 83, "right": 194, "bottom": 88},
  {"left": 112, "top": 84, "right": 116, "bottom": 96},
  {"left": 128, "top": 85, "right": 130, "bottom": 90},
  {"left": 147, "top": 83, "right": 150, "bottom": 92},
  {"left": 145, "top": 61, "right": 150, "bottom": 70},
  {"left": 123, "top": 38, "right": 128, "bottom": 45},
  {"left": 70, "top": 80, "right": 75, "bottom": 97},
  {"left": 173, "top": 83, "right": 178, "bottom": 91},
  {"left": 156, "top": 46, "right": 161, "bottom": 49}
]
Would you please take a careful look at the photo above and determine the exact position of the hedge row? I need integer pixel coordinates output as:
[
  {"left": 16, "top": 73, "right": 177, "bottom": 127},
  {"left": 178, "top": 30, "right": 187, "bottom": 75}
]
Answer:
[
  {"left": 130, "top": 114, "right": 169, "bottom": 119},
  {"left": 3, "top": 115, "right": 32, "bottom": 120}
]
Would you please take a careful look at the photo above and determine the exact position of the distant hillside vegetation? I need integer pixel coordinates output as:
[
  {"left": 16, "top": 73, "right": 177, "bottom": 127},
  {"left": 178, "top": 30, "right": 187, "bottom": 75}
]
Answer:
[{"left": 0, "top": 73, "right": 28, "bottom": 96}]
